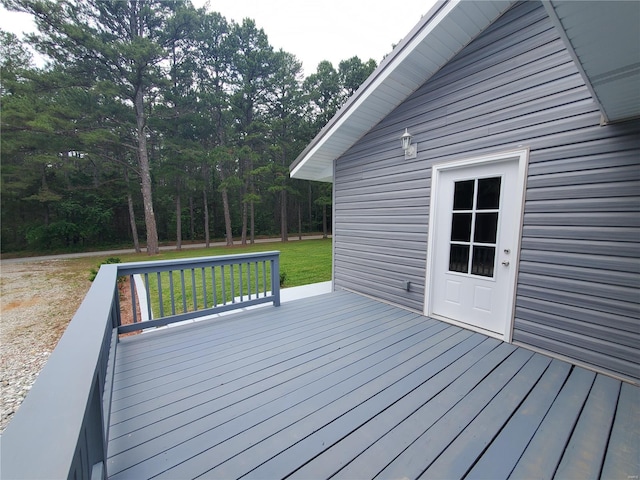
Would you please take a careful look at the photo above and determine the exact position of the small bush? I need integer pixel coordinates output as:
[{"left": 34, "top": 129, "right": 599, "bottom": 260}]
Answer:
[
  {"left": 89, "top": 257, "right": 122, "bottom": 282},
  {"left": 279, "top": 271, "right": 287, "bottom": 287}
]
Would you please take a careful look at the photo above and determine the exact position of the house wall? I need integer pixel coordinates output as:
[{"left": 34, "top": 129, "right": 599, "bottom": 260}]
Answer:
[{"left": 333, "top": 1, "right": 640, "bottom": 381}]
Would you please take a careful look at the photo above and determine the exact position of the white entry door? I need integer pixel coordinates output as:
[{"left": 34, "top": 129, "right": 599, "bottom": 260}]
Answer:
[{"left": 426, "top": 150, "right": 527, "bottom": 339}]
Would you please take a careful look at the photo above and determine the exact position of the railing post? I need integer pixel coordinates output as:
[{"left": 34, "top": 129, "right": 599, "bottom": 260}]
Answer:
[
  {"left": 112, "top": 283, "right": 121, "bottom": 329},
  {"left": 272, "top": 255, "right": 281, "bottom": 307}
]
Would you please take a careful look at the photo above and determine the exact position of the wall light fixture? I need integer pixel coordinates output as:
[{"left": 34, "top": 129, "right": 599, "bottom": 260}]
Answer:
[{"left": 401, "top": 128, "right": 418, "bottom": 159}]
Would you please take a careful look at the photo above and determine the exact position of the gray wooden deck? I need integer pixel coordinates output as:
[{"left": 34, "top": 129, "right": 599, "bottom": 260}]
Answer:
[{"left": 106, "top": 290, "right": 639, "bottom": 479}]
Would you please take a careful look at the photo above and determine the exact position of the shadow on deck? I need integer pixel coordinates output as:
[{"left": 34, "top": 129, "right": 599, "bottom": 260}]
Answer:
[{"left": 106, "top": 290, "right": 638, "bottom": 479}]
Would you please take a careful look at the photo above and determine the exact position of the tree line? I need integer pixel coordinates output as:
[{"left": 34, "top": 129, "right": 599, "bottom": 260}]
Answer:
[{"left": 0, "top": 0, "right": 378, "bottom": 254}]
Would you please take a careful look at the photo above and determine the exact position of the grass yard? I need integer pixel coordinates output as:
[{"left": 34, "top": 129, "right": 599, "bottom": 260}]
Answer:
[
  {"left": 102, "top": 239, "right": 333, "bottom": 321},
  {"left": 115, "top": 238, "right": 332, "bottom": 288},
  {"left": 93, "top": 239, "right": 331, "bottom": 318}
]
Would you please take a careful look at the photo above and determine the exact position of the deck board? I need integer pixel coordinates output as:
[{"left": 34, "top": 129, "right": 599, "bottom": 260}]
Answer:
[
  {"left": 245, "top": 333, "right": 492, "bottom": 480},
  {"left": 554, "top": 374, "right": 621, "bottom": 479},
  {"left": 465, "top": 359, "right": 572, "bottom": 479},
  {"left": 201, "top": 329, "right": 477, "bottom": 479},
  {"left": 109, "top": 313, "right": 436, "bottom": 460},
  {"left": 374, "top": 347, "right": 536, "bottom": 480},
  {"left": 601, "top": 382, "right": 640, "bottom": 479},
  {"left": 109, "top": 308, "right": 421, "bottom": 442},
  {"left": 110, "top": 297, "right": 400, "bottom": 418},
  {"left": 105, "top": 290, "right": 639, "bottom": 479},
  {"left": 420, "top": 353, "right": 553, "bottom": 479}
]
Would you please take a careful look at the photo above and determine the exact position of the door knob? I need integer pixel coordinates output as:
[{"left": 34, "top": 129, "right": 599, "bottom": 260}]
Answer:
[{"left": 501, "top": 260, "right": 510, "bottom": 266}]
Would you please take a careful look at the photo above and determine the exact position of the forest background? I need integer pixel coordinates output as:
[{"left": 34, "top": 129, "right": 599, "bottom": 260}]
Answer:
[{"left": 0, "top": 0, "right": 381, "bottom": 254}]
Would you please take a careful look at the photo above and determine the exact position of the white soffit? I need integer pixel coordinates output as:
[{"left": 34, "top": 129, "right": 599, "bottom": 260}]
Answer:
[
  {"left": 290, "top": 0, "right": 515, "bottom": 182},
  {"left": 544, "top": 0, "right": 640, "bottom": 124}
]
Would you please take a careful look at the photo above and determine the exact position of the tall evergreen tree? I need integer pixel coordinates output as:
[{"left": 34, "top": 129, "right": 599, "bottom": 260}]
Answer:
[
  {"left": 230, "top": 19, "right": 274, "bottom": 244},
  {"left": 1, "top": 4, "right": 381, "bottom": 253},
  {"left": 4, "top": 0, "right": 195, "bottom": 254},
  {"left": 267, "top": 50, "right": 305, "bottom": 242}
]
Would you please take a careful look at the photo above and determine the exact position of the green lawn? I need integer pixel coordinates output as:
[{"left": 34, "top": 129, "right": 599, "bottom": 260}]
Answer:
[
  {"left": 117, "top": 238, "right": 332, "bottom": 288},
  {"left": 104, "top": 239, "right": 332, "bottom": 319},
  {"left": 115, "top": 239, "right": 331, "bottom": 318}
]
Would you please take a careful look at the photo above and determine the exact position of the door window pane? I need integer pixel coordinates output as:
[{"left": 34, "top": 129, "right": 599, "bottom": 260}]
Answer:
[
  {"left": 477, "top": 177, "right": 501, "bottom": 209},
  {"left": 451, "top": 213, "right": 472, "bottom": 242},
  {"left": 474, "top": 212, "right": 498, "bottom": 243},
  {"left": 471, "top": 246, "right": 495, "bottom": 277},
  {"left": 449, "top": 245, "right": 469, "bottom": 273},
  {"left": 448, "top": 175, "right": 502, "bottom": 278},
  {"left": 453, "top": 180, "right": 474, "bottom": 210}
]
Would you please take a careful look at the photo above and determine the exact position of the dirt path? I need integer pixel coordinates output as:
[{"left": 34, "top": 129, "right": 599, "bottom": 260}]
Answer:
[{"left": 0, "top": 259, "right": 92, "bottom": 431}]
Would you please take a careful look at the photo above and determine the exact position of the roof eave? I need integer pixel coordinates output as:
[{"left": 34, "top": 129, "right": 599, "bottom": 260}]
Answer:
[{"left": 290, "top": 0, "right": 516, "bottom": 182}]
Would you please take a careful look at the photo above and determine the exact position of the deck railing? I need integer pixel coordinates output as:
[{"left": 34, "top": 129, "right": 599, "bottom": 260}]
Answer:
[
  {"left": 117, "top": 251, "right": 281, "bottom": 333},
  {"left": 0, "top": 252, "right": 280, "bottom": 480}
]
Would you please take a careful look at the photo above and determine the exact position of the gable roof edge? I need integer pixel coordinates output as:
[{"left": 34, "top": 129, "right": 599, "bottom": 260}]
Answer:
[
  {"left": 289, "top": 0, "right": 450, "bottom": 181},
  {"left": 541, "top": 0, "right": 609, "bottom": 124},
  {"left": 290, "top": 0, "right": 516, "bottom": 182}
]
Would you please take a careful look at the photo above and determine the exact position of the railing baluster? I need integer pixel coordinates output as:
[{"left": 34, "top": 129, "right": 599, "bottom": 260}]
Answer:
[
  {"left": 247, "top": 262, "right": 251, "bottom": 299},
  {"left": 112, "top": 285, "right": 121, "bottom": 328},
  {"left": 221, "top": 265, "right": 226, "bottom": 305},
  {"left": 130, "top": 274, "right": 137, "bottom": 323},
  {"left": 169, "top": 270, "right": 176, "bottom": 316},
  {"left": 180, "top": 269, "right": 187, "bottom": 313},
  {"left": 191, "top": 268, "right": 197, "bottom": 311},
  {"left": 239, "top": 263, "right": 243, "bottom": 302},
  {"left": 254, "top": 261, "right": 259, "bottom": 299},
  {"left": 157, "top": 272, "right": 164, "bottom": 318},
  {"left": 230, "top": 264, "right": 236, "bottom": 303},
  {"left": 201, "top": 268, "right": 207, "bottom": 309},
  {"left": 212, "top": 266, "right": 217, "bottom": 307},
  {"left": 144, "top": 273, "right": 151, "bottom": 321},
  {"left": 260, "top": 260, "right": 265, "bottom": 297}
]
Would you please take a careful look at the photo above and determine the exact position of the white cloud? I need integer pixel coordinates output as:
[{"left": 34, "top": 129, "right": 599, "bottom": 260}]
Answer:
[
  {"left": 1, "top": 0, "right": 436, "bottom": 75},
  {"left": 196, "top": 0, "right": 434, "bottom": 75}
]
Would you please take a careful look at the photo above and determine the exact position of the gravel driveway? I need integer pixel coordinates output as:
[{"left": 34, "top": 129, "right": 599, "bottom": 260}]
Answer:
[
  {"left": 0, "top": 236, "right": 326, "bottom": 432},
  {"left": 0, "top": 259, "right": 91, "bottom": 432}
]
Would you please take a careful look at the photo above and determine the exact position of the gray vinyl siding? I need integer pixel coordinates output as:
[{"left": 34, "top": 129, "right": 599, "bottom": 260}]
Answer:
[{"left": 333, "top": 1, "right": 640, "bottom": 381}]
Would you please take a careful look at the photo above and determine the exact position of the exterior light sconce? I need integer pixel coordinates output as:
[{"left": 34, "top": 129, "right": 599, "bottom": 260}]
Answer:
[{"left": 401, "top": 128, "right": 418, "bottom": 159}]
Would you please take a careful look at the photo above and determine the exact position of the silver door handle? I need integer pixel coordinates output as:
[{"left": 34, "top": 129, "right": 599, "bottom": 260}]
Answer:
[{"left": 501, "top": 261, "right": 510, "bottom": 266}]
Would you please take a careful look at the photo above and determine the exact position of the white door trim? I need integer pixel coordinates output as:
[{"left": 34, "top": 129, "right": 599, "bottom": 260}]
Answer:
[{"left": 424, "top": 148, "right": 529, "bottom": 341}]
